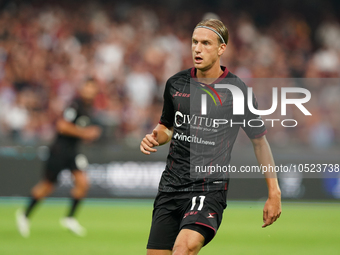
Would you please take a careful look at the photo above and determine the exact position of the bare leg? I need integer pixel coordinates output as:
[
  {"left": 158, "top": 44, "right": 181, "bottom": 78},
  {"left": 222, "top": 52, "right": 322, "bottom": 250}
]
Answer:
[
  {"left": 60, "top": 170, "right": 89, "bottom": 236},
  {"left": 66, "top": 170, "right": 89, "bottom": 218},
  {"left": 71, "top": 170, "right": 89, "bottom": 199},
  {"left": 146, "top": 229, "right": 204, "bottom": 255},
  {"left": 16, "top": 179, "right": 55, "bottom": 237},
  {"left": 147, "top": 249, "right": 172, "bottom": 255},
  {"left": 172, "top": 229, "right": 205, "bottom": 255},
  {"left": 31, "top": 180, "right": 55, "bottom": 199},
  {"left": 24, "top": 180, "right": 55, "bottom": 217}
]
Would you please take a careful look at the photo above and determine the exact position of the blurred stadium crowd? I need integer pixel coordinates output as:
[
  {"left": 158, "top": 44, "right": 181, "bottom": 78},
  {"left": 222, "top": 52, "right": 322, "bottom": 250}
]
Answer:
[{"left": 0, "top": 0, "right": 339, "bottom": 148}]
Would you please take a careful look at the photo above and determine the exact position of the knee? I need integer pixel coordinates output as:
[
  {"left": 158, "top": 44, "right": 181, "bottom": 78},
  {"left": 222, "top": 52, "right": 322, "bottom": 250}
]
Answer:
[
  {"left": 74, "top": 179, "right": 90, "bottom": 199},
  {"left": 74, "top": 173, "right": 90, "bottom": 191},
  {"left": 80, "top": 178, "right": 90, "bottom": 191},
  {"left": 32, "top": 181, "right": 54, "bottom": 199},
  {"left": 75, "top": 180, "right": 89, "bottom": 194},
  {"left": 45, "top": 182, "right": 55, "bottom": 193},
  {"left": 172, "top": 242, "right": 200, "bottom": 255}
]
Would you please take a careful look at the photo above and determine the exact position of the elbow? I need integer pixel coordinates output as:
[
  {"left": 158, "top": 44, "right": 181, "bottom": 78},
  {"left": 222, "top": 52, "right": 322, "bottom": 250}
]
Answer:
[
  {"left": 251, "top": 135, "right": 268, "bottom": 148},
  {"left": 56, "top": 120, "right": 67, "bottom": 134}
]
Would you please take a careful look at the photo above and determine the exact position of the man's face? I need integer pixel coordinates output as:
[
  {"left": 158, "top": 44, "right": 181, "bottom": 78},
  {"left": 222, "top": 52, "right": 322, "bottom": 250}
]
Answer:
[
  {"left": 192, "top": 28, "right": 223, "bottom": 71},
  {"left": 80, "top": 81, "right": 98, "bottom": 102}
]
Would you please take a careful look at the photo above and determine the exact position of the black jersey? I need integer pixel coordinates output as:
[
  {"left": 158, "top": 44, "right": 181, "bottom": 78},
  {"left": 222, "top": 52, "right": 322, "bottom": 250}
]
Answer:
[
  {"left": 53, "top": 98, "right": 93, "bottom": 149},
  {"left": 158, "top": 66, "right": 267, "bottom": 192},
  {"left": 45, "top": 98, "right": 94, "bottom": 182}
]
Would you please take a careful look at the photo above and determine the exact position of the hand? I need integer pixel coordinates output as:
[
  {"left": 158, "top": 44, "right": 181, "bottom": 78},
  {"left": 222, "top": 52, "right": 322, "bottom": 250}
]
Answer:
[
  {"left": 140, "top": 130, "right": 160, "bottom": 155},
  {"left": 82, "top": 125, "right": 102, "bottom": 141},
  {"left": 262, "top": 194, "right": 281, "bottom": 228}
]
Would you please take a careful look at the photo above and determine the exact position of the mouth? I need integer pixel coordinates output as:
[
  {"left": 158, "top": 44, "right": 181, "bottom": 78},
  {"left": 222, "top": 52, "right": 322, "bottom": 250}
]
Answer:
[{"left": 194, "top": 56, "right": 203, "bottom": 64}]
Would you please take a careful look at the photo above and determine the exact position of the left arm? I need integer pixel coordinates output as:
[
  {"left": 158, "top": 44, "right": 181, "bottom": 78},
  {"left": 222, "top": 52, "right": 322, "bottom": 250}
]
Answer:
[{"left": 251, "top": 135, "right": 282, "bottom": 228}]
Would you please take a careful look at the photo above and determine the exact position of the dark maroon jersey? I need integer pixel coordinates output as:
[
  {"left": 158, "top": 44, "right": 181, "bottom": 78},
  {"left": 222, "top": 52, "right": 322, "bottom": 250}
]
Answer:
[{"left": 158, "top": 66, "right": 267, "bottom": 192}]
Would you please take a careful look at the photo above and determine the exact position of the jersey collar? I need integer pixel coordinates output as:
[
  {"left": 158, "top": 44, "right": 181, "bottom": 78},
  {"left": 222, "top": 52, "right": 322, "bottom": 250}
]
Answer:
[{"left": 190, "top": 66, "right": 229, "bottom": 84}]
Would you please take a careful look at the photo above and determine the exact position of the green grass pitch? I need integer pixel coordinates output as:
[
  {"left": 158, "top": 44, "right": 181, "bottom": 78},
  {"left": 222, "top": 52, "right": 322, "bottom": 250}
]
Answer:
[{"left": 0, "top": 198, "right": 339, "bottom": 255}]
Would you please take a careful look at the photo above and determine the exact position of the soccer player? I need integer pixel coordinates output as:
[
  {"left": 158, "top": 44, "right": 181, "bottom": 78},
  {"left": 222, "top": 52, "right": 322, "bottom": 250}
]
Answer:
[
  {"left": 16, "top": 78, "right": 101, "bottom": 238},
  {"left": 140, "top": 19, "right": 281, "bottom": 255}
]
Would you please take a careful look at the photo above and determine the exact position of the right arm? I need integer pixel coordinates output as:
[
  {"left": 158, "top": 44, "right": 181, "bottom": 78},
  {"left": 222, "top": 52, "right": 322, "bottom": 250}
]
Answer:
[
  {"left": 141, "top": 78, "right": 174, "bottom": 155},
  {"left": 56, "top": 119, "right": 101, "bottom": 142},
  {"left": 140, "top": 124, "right": 173, "bottom": 155}
]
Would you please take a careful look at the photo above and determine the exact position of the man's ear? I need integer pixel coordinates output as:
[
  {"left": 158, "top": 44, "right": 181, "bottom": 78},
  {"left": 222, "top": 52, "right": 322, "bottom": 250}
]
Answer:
[{"left": 218, "top": 43, "right": 227, "bottom": 56}]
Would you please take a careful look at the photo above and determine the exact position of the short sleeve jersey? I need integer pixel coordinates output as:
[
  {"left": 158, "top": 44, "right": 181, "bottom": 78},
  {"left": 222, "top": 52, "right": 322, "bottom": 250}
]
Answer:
[
  {"left": 54, "top": 98, "right": 93, "bottom": 149},
  {"left": 158, "top": 66, "right": 267, "bottom": 192}
]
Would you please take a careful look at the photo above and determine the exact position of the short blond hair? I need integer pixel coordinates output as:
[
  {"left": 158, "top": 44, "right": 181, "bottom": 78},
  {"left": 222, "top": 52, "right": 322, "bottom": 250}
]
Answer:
[{"left": 195, "top": 19, "right": 229, "bottom": 45}]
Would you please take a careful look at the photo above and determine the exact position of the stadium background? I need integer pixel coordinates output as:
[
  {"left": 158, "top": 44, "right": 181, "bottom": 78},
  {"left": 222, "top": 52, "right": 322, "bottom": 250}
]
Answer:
[{"left": 0, "top": 0, "right": 339, "bottom": 254}]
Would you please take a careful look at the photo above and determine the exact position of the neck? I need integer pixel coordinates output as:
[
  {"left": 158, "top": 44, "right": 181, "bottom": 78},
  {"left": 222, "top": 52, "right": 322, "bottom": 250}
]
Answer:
[
  {"left": 81, "top": 97, "right": 93, "bottom": 106},
  {"left": 196, "top": 62, "right": 223, "bottom": 82}
]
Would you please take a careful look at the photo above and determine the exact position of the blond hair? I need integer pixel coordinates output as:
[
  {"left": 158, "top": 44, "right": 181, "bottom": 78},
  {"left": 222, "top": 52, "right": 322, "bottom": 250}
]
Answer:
[{"left": 195, "top": 19, "right": 229, "bottom": 45}]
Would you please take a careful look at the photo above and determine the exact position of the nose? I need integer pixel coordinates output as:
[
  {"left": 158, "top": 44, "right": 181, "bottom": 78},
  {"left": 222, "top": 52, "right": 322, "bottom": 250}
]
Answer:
[{"left": 194, "top": 42, "right": 202, "bottom": 53}]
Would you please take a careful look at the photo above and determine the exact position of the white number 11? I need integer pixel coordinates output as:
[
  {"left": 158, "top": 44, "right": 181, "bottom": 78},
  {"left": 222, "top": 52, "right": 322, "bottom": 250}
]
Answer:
[{"left": 190, "top": 196, "right": 205, "bottom": 211}]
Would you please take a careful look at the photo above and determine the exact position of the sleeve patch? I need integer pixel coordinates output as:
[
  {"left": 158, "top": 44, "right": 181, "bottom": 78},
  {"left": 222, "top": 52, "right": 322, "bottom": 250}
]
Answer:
[{"left": 63, "top": 107, "right": 77, "bottom": 122}]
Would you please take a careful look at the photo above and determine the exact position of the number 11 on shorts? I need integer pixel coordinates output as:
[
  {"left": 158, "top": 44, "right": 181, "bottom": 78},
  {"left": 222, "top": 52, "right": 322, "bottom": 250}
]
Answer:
[{"left": 190, "top": 196, "right": 206, "bottom": 211}]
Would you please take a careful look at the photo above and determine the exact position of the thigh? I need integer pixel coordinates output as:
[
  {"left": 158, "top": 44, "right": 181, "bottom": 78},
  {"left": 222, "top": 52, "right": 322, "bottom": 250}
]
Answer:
[
  {"left": 71, "top": 169, "right": 88, "bottom": 186},
  {"left": 31, "top": 179, "right": 55, "bottom": 198},
  {"left": 44, "top": 143, "right": 73, "bottom": 183},
  {"left": 147, "top": 249, "right": 172, "bottom": 255},
  {"left": 70, "top": 154, "right": 89, "bottom": 172},
  {"left": 172, "top": 228, "right": 205, "bottom": 255},
  {"left": 179, "top": 190, "right": 227, "bottom": 246},
  {"left": 147, "top": 192, "right": 181, "bottom": 250},
  {"left": 44, "top": 153, "right": 66, "bottom": 183}
]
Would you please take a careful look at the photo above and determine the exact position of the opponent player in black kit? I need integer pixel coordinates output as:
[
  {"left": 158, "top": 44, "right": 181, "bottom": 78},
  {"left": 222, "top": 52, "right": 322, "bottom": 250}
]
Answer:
[
  {"left": 140, "top": 19, "right": 281, "bottom": 255},
  {"left": 16, "top": 78, "right": 101, "bottom": 237}
]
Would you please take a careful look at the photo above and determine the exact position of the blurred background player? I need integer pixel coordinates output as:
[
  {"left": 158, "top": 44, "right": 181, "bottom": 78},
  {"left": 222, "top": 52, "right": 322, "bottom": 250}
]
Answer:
[{"left": 16, "top": 78, "right": 102, "bottom": 238}]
